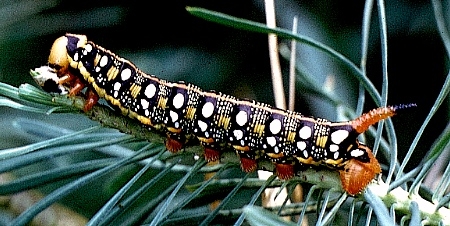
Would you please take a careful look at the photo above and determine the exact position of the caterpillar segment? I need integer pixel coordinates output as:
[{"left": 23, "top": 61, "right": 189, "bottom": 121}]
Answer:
[{"left": 43, "top": 33, "right": 415, "bottom": 195}]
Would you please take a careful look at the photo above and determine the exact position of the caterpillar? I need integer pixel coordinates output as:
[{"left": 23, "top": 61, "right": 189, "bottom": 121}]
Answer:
[{"left": 38, "top": 33, "right": 414, "bottom": 195}]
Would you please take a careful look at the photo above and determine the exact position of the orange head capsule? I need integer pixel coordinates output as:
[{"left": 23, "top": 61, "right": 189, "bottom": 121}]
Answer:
[
  {"left": 47, "top": 34, "right": 92, "bottom": 100},
  {"left": 48, "top": 36, "right": 70, "bottom": 76},
  {"left": 48, "top": 34, "right": 87, "bottom": 77}
]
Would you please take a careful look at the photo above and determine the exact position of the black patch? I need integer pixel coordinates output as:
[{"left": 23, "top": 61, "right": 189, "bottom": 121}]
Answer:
[{"left": 43, "top": 79, "right": 64, "bottom": 94}]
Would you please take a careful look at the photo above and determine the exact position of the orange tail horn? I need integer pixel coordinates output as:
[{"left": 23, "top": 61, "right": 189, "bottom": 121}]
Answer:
[{"left": 351, "top": 103, "right": 416, "bottom": 134}]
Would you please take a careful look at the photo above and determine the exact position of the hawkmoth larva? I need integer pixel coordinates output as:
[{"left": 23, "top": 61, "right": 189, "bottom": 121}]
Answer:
[{"left": 35, "top": 33, "right": 415, "bottom": 195}]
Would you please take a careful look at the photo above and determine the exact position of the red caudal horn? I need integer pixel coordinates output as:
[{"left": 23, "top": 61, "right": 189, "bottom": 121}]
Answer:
[{"left": 351, "top": 104, "right": 416, "bottom": 134}]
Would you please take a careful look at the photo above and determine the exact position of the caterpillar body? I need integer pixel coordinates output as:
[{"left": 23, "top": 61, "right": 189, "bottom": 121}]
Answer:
[{"left": 41, "top": 33, "right": 413, "bottom": 195}]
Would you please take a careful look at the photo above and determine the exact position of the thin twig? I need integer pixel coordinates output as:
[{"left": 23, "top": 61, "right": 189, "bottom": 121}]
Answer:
[
  {"left": 264, "top": 0, "right": 286, "bottom": 110},
  {"left": 288, "top": 17, "right": 298, "bottom": 111}
]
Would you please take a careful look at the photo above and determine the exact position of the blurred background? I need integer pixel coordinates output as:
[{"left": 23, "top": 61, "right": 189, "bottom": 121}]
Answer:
[{"left": 0, "top": 0, "right": 449, "bottom": 224}]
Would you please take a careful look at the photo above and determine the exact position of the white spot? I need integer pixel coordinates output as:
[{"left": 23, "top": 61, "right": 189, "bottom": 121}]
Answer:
[
  {"left": 266, "top": 136, "right": 277, "bottom": 147},
  {"left": 202, "top": 102, "right": 214, "bottom": 118},
  {"left": 172, "top": 93, "right": 185, "bottom": 109},
  {"left": 170, "top": 110, "right": 178, "bottom": 122},
  {"left": 299, "top": 126, "right": 312, "bottom": 139},
  {"left": 85, "top": 44, "right": 92, "bottom": 52},
  {"left": 113, "top": 91, "right": 118, "bottom": 98},
  {"left": 121, "top": 68, "right": 132, "bottom": 81},
  {"left": 274, "top": 146, "right": 280, "bottom": 153},
  {"left": 236, "top": 111, "right": 248, "bottom": 126},
  {"left": 141, "top": 99, "right": 149, "bottom": 109},
  {"left": 269, "top": 119, "right": 282, "bottom": 134},
  {"left": 95, "top": 66, "right": 101, "bottom": 72},
  {"left": 233, "top": 130, "right": 244, "bottom": 140},
  {"left": 198, "top": 120, "right": 208, "bottom": 132},
  {"left": 144, "top": 109, "right": 149, "bottom": 116},
  {"left": 145, "top": 84, "right": 157, "bottom": 98},
  {"left": 174, "top": 122, "right": 180, "bottom": 128},
  {"left": 99, "top": 55, "right": 108, "bottom": 67},
  {"left": 114, "top": 82, "right": 121, "bottom": 91},
  {"left": 334, "top": 152, "right": 339, "bottom": 159},
  {"left": 303, "top": 150, "right": 309, "bottom": 158},
  {"left": 73, "top": 52, "right": 79, "bottom": 61},
  {"left": 297, "top": 141, "right": 306, "bottom": 151},
  {"left": 329, "top": 144, "right": 339, "bottom": 152},
  {"left": 350, "top": 149, "right": 365, "bottom": 157},
  {"left": 331, "top": 130, "right": 349, "bottom": 144}
]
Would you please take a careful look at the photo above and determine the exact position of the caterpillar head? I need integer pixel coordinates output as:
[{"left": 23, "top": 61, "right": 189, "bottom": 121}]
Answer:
[{"left": 48, "top": 34, "right": 87, "bottom": 76}]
